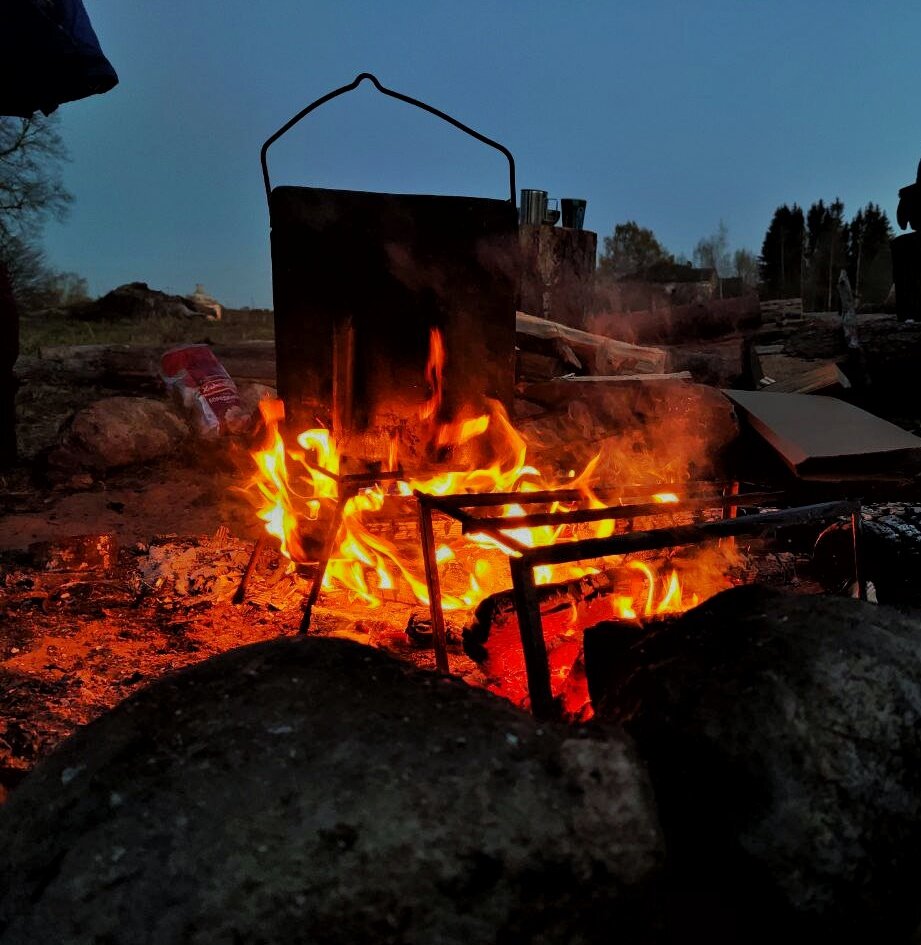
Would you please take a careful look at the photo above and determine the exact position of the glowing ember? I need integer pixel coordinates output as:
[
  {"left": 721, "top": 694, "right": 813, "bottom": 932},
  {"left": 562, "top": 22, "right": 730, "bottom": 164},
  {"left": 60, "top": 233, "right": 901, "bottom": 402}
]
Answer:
[
  {"left": 611, "top": 561, "right": 699, "bottom": 620},
  {"left": 245, "top": 329, "right": 732, "bottom": 619}
]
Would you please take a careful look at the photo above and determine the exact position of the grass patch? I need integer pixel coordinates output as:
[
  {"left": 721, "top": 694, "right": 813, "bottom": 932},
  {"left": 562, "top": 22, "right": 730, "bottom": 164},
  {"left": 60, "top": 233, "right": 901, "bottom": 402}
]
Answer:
[{"left": 19, "top": 308, "right": 275, "bottom": 355}]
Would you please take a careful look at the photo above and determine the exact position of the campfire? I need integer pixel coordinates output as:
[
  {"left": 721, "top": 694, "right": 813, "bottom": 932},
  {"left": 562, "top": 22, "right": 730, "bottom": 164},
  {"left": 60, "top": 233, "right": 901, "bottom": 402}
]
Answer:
[
  {"left": 9, "top": 70, "right": 921, "bottom": 945},
  {"left": 242, "top": 325, "right": 855, "bottom": 717}
]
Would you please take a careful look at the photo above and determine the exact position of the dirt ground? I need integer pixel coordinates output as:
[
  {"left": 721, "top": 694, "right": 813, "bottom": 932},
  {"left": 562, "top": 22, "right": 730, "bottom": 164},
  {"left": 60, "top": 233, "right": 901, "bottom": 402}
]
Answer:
[{"left": 0, "top": 306, "right": 893, "bottom": 797}]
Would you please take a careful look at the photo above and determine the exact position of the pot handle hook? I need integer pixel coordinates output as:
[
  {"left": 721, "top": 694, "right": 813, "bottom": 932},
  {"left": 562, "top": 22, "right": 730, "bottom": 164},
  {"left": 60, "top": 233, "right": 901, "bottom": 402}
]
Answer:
[{"left": 260, "top": 72, "right": 516, "bottom": 206}]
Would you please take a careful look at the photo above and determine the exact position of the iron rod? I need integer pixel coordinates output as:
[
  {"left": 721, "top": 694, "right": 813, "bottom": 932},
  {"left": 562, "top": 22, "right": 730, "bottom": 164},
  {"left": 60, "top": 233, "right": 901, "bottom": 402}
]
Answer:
[
  {"left": 516, "top": 500, "right": 860, "bottom": 569},
  {"left": 418, "top": 503, "right": 450, "bottom": 673},
  {"left": 458, "top": 491, "right": 783, "bottom": 532},
  {"left": 851, "top": 511, "right": 868, "bottom": 601},
  {"left": 505, "top": 497, "right": 860, "bottom": 719},
  {"left": 509, "top": 556, "right": 556, "bottom": 720},
  {"left": 425, "top": 481, "right": 765, "bottom": 510}
]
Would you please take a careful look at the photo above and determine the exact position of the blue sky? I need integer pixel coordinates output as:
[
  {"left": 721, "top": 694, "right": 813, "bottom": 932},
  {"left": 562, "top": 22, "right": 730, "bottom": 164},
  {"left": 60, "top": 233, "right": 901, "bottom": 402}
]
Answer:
[{"left": 42, "top": 0, "right": 919, "bottom": 307}]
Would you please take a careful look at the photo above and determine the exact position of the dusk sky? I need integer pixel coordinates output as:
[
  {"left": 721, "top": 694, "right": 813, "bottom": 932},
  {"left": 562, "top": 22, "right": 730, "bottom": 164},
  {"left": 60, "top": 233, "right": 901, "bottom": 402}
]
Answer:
[{"left": 42, "top": 1, "right": 920, "bottom": 308}]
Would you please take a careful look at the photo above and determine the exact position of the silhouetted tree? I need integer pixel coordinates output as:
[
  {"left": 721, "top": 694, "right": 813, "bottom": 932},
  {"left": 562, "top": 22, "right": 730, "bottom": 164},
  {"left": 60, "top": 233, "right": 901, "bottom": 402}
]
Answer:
[
  {"left": 598, "top": 221, "right": 672, "bottom": 280},
  {"left": 804, "top": 198, "right": 846, "bottom": 311},
  {"left": 759, "top": 204, "right": 805, "bottom": 299},
  {"left": 844, "top": 203, "right": 893, "bottom": 306},
  {"left": 0, "top": 115, "right": 70, "bottom": 236},
  {"left": 0, "top": 115, "right": 71, "bottom": 304}
]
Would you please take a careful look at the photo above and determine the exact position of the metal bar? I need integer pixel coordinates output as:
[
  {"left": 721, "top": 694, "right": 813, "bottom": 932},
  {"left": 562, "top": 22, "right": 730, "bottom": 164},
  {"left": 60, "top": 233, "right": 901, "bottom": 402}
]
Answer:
[
  {"left": 458, "top": 491, "right": 783, "bottom": 532},
  {"left": 506, "top": 498, "right": 858, "bottom": 719},
  {"left": 851, "top": 509, "right": 867, "bottom": 600},
  {"left": 454, "top": 523, "right": 531, "bottom": 556},
  {"left": 305, "top": 466, "right": 406, "bottom": 486},
  {"left": 339, "top": 469, "right": 405, "bottom": 484},
  {"left": 723, "top": 480, "right": 741, "bottom": 550},
  {"left": 509, "top": 556, "right": 556, "bottom": 720},
  {"left": 428, "top": 480, "right": 761, "bottom": 510},
  {"left": 304, "top": 463, "right": 339, "bottom": 484},
  {"left": 232, "top": 535, "right": 267, "bottom": 605},
  {"left": 418, "top": 503, "right": 450, "bottom": 673},
  {"left": 298, "top": 489, "right": 354, "bottom": 634},
  {"left": 420, "top": 494, "right": 532, "bottom": 555},
  {"left": 418, "top": 494, "right": 479, "bottom": 525},
  {"left": 517, "top": 501, "right": 859, "bottom": 569}
]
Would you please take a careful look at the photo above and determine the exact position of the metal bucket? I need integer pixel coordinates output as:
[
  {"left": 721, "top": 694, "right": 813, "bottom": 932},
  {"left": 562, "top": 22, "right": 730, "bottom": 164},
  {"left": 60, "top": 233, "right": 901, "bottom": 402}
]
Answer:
[{"left": 261, "top": 74, "right": 520, "bottom": 451}]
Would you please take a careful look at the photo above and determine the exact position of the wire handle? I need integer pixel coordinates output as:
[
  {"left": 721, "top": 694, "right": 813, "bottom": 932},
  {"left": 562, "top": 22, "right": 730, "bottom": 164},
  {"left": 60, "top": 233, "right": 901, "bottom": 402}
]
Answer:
[{"left": 260, "top": 72, "right": 516, "bottom": 205}]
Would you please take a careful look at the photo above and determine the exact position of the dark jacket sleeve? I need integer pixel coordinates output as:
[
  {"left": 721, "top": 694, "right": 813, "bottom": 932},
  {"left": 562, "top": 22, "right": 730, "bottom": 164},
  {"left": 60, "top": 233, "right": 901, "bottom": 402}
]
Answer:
[{"left": 0, "top": 0, "right": 118, "bottom": 117}]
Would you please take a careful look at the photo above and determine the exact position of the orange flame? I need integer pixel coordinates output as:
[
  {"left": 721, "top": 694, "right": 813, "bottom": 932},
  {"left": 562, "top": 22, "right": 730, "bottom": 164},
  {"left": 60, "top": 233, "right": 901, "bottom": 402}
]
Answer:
[
  {"left": 611, "top": 560, "right": 700, "bottom": 620},
  {"left": 246, "top": 332, "right": 731, "bottom": 619},
  {"left": 419, "top": 326, "right": 445, "bottom": 422}
]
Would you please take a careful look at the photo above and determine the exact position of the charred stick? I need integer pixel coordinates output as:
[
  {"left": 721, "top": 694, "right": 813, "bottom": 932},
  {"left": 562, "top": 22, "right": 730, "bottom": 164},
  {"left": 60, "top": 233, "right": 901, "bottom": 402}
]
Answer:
[
  {"left": 299, "top": 490, "right": 353, "bottom": 634},
  {"left": 232, "top": 535, "right": 267, "bottom": 605}
]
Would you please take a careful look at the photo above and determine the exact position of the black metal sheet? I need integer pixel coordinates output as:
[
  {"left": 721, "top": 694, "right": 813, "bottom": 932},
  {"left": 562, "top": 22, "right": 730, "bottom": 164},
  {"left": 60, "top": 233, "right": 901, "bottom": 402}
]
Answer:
[{"left": 270, "top": 186, "right": 519, "bottom": 438}]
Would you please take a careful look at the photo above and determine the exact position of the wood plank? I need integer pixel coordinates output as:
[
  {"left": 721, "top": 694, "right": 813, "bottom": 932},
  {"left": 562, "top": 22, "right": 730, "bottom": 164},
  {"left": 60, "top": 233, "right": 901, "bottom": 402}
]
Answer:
[
  {"left": 724, "top": 389, "right": 921, "bottom": 479},
  {"left": 765, "top": 362, "right": 850, "bottom": 394},
  {"left": 516, "top": 311, "right": 667, "bottom": 375},
  {"left": 520, "top": 373, "right": 695, "bottom": 409}
]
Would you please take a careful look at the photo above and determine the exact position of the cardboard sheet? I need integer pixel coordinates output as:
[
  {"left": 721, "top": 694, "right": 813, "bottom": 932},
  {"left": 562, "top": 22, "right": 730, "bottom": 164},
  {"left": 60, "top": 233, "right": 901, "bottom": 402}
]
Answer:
[{"left": 724, "top": 390, "right": 921, "bottom": 479}]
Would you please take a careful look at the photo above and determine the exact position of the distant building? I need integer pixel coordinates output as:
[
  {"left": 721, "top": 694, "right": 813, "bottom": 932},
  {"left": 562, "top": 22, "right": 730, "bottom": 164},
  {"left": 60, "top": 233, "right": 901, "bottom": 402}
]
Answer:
[{"left": 638, "top": 261, "right": 719, "bottom": 304}]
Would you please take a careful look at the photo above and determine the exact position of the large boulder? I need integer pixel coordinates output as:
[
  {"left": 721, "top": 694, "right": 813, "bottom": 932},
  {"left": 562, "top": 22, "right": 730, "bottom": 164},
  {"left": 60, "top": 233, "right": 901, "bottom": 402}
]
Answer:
[
  {"left": 0, "top": 636, "right": 663, "bottom": 945},
  {"left": 587, "top": 585, "right": 921, "bottom": 943},
  {"left": 49, "top": 395, "right": 188, "bottom": 470}
]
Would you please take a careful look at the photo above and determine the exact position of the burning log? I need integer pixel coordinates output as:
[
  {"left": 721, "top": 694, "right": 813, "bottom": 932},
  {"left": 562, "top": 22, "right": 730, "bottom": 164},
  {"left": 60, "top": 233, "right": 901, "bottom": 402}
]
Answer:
[
  {"left": 587, "top": 585, "right": 921, "bottom": 942},
  {"left": 0, "top": 637, "right": 664, "bottom": 944}
]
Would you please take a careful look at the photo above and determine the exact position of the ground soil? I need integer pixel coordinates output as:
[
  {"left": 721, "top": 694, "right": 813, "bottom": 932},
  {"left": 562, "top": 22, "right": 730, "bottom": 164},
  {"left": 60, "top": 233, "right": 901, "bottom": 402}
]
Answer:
[{"left": 0, "top": 307, "right": 899, "bottom": 797}]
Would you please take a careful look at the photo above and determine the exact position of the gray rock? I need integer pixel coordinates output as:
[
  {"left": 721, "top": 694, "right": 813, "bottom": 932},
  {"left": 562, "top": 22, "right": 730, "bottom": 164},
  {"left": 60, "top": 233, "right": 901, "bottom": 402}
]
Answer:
[
  {"left": 50, "top": 396, "right": 188, "bottom": 469},
  {"left": 0, "top": 637, "right": 663, "bottom": 945},
  {"left": 587, "top": 584, "right": 921, "bottom": 943}
]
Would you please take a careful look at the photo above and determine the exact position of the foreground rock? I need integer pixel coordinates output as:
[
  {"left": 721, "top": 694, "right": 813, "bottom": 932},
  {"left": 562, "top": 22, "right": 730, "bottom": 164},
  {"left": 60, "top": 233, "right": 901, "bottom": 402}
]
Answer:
[
  {"left": 48, "top": 395, "right": 188, "bottom": 470},
  {"left": 587, "top": 585, "right": 921, "bottom": 944},
  {"left": 0, "top": 637, "right": 663, "bottom": 945}
]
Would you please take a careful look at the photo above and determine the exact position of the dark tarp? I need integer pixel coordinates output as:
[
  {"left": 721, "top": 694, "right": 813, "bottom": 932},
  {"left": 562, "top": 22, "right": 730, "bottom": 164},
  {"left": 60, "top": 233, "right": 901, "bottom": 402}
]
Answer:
[{"left": 0, "top": 0, "right": 118, "bottom": 117}]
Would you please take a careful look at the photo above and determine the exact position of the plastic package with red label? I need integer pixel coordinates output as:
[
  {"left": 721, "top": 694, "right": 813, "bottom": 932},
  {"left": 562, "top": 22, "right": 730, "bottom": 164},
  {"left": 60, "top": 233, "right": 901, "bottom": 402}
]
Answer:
[{"left": 160, "top": 344, "right": 247, "bottom": 437}]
